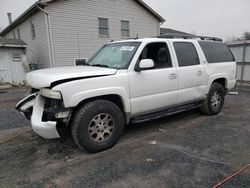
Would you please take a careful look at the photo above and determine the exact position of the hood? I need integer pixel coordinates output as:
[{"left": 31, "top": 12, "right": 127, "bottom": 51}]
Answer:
[{"left": 26, "top": 66, "right": 117, "bottom": 89}]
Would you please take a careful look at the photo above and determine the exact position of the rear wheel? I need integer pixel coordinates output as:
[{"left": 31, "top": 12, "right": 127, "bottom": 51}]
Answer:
[
  {"left": 200, "top": 83, "right": 225, "bottom": 115},
  {"left": 71, "top": 100, "right": 124, "bottom": 153}
]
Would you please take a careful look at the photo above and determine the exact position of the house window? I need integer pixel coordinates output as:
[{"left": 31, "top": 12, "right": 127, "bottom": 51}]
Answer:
[
  {"left": 31, "top": 21, "right": 36, "bottom": 40},
  {"left": 17, "top": 29, "right": 21, "bottom": 39},
  {"left": 121, "top": 20, "right": 130, "bottom": 38},
  {"left": 98, "top": 18, "right": 109, "bottom": 37},
  {"left": 12, "top": 53, "right": 22, "bottom": 62},
  {"left": 74, "top": 58, "right": 87, "bottom": 66},
  {"left": 13, "top": 31, "right": 16, "bottom": 39}
]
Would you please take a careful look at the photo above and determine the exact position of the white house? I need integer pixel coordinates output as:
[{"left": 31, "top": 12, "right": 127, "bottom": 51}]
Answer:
[{"left": 0, "top": 0, "right": 165, "bottom": 69}]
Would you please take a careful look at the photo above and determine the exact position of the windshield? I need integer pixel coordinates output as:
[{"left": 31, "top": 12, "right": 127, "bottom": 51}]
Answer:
[{"left": 87, "top": 42, "right": 141, "bottom": 69}]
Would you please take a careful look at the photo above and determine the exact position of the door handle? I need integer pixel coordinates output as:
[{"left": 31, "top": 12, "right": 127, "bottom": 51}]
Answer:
[
  {"left": 196, "top": 71, "right": 202, "bottom": 76},
  {"left": 169, "top": 73, "right": 177, "bottom": 80}
]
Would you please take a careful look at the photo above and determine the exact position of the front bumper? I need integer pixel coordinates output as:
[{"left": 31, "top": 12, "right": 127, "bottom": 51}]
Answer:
[
  {"left": 31, "top": 95, "right": 60, "bottom": 139},
  {"left": 16, "top": 93, "right": 65, "bottom": 139}
]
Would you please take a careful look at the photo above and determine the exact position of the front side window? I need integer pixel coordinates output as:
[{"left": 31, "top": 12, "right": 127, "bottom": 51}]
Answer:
[
  {"left": 121, "top": 20, "right": 130, "bottom": 38},
  {"left": 198, "top": 41, "right": 235, "bottom": 63},
  {"left": 98, "top": 18, "right": 109, "bottom": 37},
  {"left": 88, "top": 42, "right": 141, "bottom": 69},
  {"left": 139, "top": 42, "right": 172, "bottom": 69},
  {"left": 174, "top": 42, "right": 200, "bottom": 67}
]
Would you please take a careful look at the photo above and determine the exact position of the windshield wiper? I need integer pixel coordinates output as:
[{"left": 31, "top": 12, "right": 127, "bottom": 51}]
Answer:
[{"left": 91, "top": 64, "right": 110, "bottom": 68}]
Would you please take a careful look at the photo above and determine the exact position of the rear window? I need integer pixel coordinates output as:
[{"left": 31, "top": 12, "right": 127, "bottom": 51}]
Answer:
[{"left": 198, "top": 41, "right": 235, "bottom": 63}]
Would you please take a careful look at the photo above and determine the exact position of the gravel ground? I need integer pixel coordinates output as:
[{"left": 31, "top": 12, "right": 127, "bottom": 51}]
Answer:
[
  {"left": 0, "top": 87, "right": 249, "bottom": 188},
  {"left": 0, "top": 87, "right": 29, "bottom": 130}
]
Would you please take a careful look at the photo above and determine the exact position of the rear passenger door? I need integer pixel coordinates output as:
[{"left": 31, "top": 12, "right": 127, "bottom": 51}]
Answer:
[{"left": 173, "top": 42, "right": 205, "bottom": 104}]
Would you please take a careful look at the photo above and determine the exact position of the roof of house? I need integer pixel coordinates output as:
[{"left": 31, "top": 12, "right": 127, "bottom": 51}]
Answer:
[
  {"left": 0, "top": 0, "right": 165, "bottom": 36},
  {"left": 0, "top": 38, "right": 27, "bottom": 48},
  {"left": 160, "top": 28, "right": 193, "bottom": 36}
]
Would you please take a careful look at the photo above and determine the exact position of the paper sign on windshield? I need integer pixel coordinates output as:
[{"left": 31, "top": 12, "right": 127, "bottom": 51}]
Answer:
[{"left": 120, "top": 46, "right": 135, "bottom": 51}]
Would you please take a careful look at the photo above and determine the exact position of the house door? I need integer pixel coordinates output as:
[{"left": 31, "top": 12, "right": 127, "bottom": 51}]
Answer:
[{"left": 0, "top": 50, "right": 10, "bottom": 84}]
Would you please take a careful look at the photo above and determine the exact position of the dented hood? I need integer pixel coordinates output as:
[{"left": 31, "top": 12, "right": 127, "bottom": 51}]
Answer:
[{"left": 26, "top": 66, "right": 117, "bottom": 89}]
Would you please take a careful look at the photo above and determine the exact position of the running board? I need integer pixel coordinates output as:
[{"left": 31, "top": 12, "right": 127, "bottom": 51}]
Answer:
[{"left": 131, "top": 102, "right": 201, "bottom": 124}]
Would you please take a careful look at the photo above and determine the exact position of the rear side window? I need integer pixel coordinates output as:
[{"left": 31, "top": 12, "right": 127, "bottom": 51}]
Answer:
[
  {"left": 174, "top": 42, "right": 200, "bottom": 67},
  {"left": 198, "top": 41, "right": 235, "bottom": 63}
]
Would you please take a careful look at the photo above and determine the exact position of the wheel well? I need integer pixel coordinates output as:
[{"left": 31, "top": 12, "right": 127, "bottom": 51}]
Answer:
[
  {"left": 212, "top": 78, "right": 227, "bottom": 88},
  {"left": 72, "top": 94, "right": 125, "bottom": 117}
]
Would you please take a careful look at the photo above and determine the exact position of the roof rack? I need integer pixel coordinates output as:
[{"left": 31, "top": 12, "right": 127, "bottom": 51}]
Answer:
[{"left": 157, "top": 34, "right": 223, "bottom": 42}]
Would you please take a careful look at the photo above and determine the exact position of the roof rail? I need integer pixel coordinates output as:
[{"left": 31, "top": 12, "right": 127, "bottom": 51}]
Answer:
[{"left": 157, "top": 34, "right": 223, "bottom": 42}]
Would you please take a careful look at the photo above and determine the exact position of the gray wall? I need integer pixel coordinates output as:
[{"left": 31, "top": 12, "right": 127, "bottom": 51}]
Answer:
[
  {"left": 4, "top": 11, "right": 51, "bottom": 69},
  {"left": 47, "top": 0, "right": 160, "bottom": 67},
  {"left": 229, "top": 44, "right": 250, "bottom": 81}
]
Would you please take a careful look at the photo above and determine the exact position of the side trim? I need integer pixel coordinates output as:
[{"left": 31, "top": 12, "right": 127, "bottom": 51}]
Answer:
[
  {"left": 131, "top": 101, "right": 201, "bottom": 124},
  {"left": 50, "top": 74, "right": 111, "bottom": 88}
]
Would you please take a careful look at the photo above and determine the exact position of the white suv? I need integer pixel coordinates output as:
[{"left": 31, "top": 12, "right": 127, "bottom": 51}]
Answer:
[{"left": 16, "top": 35, "right": 236, "bottom": 152}]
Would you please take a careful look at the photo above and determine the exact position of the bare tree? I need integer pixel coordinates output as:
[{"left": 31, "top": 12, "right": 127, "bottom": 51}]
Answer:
[
  {"left": 226, "top": 35, "right": 240, "bottom": 43},
  {"left": 243, "top": 32, "right": 250, "bottom": 40}
]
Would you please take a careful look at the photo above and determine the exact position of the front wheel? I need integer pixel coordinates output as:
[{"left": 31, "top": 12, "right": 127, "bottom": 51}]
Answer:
[
  {"left": 200, "top": 83, "right": 225, "bottom": 115},
  {"left": 71, "top": 100, "right": 125, "bottom": 153}
]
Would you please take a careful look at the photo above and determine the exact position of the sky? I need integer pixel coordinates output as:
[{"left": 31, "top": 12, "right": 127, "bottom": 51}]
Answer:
[{"left": 0, "top": 0, "right": 250, "bottom": 40}]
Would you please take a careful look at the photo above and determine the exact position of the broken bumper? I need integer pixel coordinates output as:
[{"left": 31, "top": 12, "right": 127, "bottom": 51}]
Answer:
[
  {"left": 31, "top": 95, "right": 60, "bottom": 139},
  {"left": 16, "top": 94, "right": 60, "bottom": 139}
]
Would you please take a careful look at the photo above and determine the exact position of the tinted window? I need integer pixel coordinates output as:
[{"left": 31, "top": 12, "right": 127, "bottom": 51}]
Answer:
[
  {"left": 199, "top": 41, "right": 235, "bottom": 63},
  {"left": 139, "top": 42, "right": 172, "bottom": 69},
  {"left": 174, "top": 42, "right": 200, "bottom": 67}
]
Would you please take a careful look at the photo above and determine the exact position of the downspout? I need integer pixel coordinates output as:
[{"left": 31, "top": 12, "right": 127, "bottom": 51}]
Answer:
[
  {"left": 240, "top": 42, "right": 247, "bottom": 84},
  {"left": 36, "top": 4, "right": 55, "bottom": 67}
]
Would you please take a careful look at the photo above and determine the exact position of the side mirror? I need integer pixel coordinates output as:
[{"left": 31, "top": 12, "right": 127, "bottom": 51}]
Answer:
[{"left": 135, "top": 59, "right": 155, "bottom": 72}]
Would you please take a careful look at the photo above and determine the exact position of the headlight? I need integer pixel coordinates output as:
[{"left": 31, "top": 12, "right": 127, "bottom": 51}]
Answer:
[{"left": 40, "top": 88, "right": 62, "bottom": 99}]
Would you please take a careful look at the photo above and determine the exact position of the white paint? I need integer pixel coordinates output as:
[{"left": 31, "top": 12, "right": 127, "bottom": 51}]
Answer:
[
  {"left": 26, "top": 66, "right": 117, "bottom": 88},
  {"left": 18, "top": 38, "right": 236, "bottom": 139}
]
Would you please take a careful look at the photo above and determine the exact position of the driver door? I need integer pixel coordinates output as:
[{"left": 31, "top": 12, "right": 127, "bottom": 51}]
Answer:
[{"left": 128, "top": 42, "right": 178, "bottom": 116}]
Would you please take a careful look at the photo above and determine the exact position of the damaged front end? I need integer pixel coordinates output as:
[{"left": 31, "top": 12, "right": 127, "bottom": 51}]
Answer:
[
  {"left": 16, "top": 88, "right": 71, "bottom": 139},
  {"left": 16, "top": 92, "right": 37, "bottom": 120}
]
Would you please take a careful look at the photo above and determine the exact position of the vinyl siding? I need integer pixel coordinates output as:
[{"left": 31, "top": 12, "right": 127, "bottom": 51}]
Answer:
[
  {"left": 3, "top": 11, "right": 51, "bottom": 69},
  {"left": 47, "top": 0, "right": 160, "bottom": 67},
  {"left": 0, "top": 48, "right": 26, "bottom": 84}
]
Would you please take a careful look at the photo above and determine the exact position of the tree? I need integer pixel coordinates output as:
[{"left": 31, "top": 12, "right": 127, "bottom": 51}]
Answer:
[{"left": 243, "top": 32, "right": 250, "bottom": 40}]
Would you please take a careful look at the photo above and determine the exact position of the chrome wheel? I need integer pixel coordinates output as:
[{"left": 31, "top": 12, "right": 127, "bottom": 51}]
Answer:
[
  {"left": 211, "top": 91, "right": 222, "bottom": 109},
  {"left": 88, "top": 113, "right": 114, "bottom": 143}
]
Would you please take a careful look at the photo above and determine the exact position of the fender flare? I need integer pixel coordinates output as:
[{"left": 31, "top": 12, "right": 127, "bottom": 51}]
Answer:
[{"left": 205, "top": 74, "right": 228, "bottom": 95}]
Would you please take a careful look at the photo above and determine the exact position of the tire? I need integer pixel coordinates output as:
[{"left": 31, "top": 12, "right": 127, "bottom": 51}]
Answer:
[
  {"left": 71, "top": 100, "right": 125, "bottom": 153},
  {"left": 200, "top": 82, "right": 225, "bottom": 115}
]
